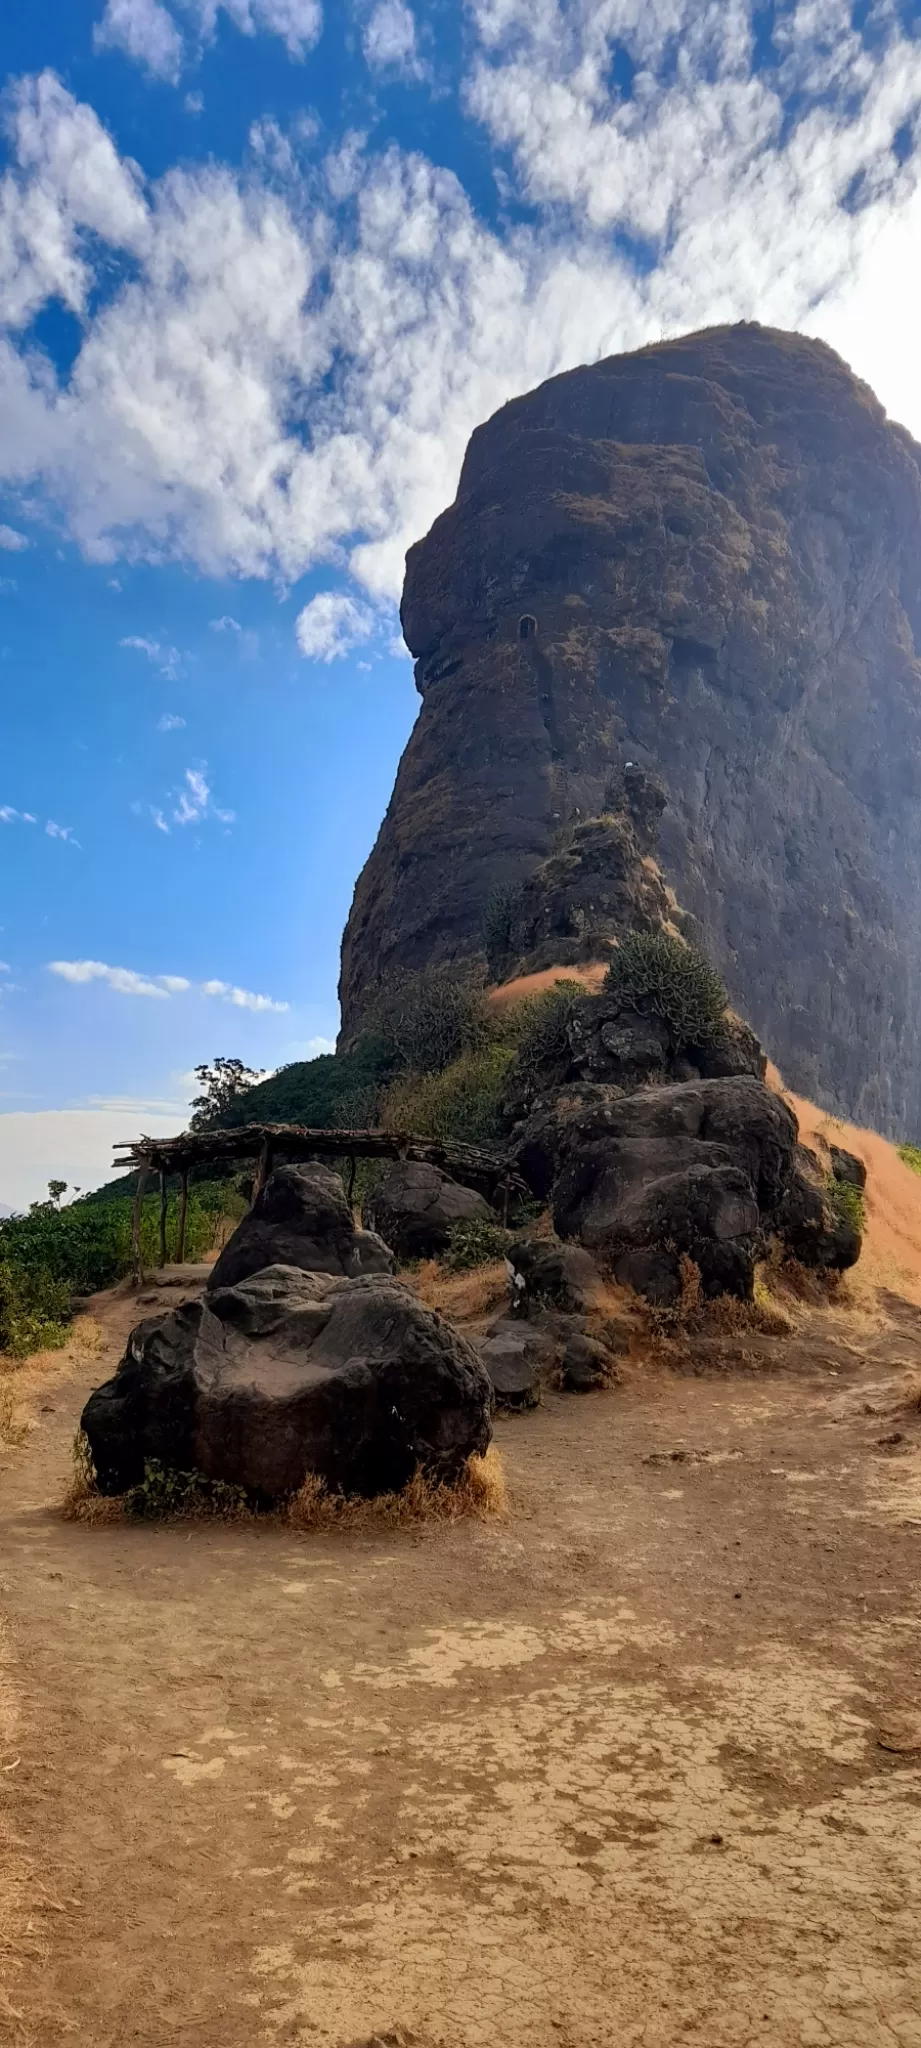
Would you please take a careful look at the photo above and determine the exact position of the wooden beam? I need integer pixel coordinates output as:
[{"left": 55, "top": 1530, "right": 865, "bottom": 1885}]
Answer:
[
  {"left": 130, "top": 1165, "right": 148, "bottom": 1288},
  {"left": 176, "top": 1168, "right": 189, "bottom": 1264},
  {"left": 158, "top": 1170, "right": 168, "bottom": 1268}
]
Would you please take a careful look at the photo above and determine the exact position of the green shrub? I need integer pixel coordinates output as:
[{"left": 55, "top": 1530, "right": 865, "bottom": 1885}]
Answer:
[
  {"left": 364, "top": 967, "right": 492, "bottom": 1079},
  {"left": 123, "top": 1459, "right": 250, "bottom": 1520},
  {"left": 504, "top": 980, "right": 583, "bottom": 1075},
  {"left": 826, "top": 1176, "right": 865, "bottom": 1235},
  {"left": 604, "top": 932, "right": 727, "bottom": 1044},
  {"left": 444, "top": 1217, "right": 513, "bottom": 1271},
  {"left": 0, "top": 1260, "right": 70, "bottom": 1358},
  {"left": 0, "top": 1180, "right": 242, "bottom": 1359},
  {"left": 899, "top": 1143, "right": 921, "bottom": 1178},
  {"left": 380, "top": 1044, "right": 516, "bottom": 1145}
]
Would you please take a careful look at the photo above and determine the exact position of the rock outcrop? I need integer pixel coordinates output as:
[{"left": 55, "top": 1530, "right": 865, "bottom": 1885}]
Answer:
[
  {"left": 363, "top": 1161, "right": 496, "bottom": 1262},
  {"left": 209, "top": 1164, "right": 393, "bottom": 1292},
  {"left": 82, "top": 1264, "right": 492, "bottom": 1500},
  {"left": 340, "top": 323, "right": 921, "bottom": 1137}
]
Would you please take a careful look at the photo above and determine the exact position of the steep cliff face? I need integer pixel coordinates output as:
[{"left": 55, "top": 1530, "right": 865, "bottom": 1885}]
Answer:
[{"left": 339, "top": 324, "right": 921, "bottom": 1137}]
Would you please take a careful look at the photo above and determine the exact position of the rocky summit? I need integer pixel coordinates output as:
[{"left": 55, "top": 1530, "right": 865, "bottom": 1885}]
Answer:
[{"left": 340, "top": 323, "right": 921, "bottom": 1138}]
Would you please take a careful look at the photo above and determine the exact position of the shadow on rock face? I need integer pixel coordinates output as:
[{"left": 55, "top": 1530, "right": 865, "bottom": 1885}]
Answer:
[{"left": 81, "top": 1263, "right": 492, "bottom": 1501}]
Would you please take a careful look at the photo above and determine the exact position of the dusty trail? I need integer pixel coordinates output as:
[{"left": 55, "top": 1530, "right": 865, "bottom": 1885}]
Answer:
[{"left": 3, "top": 1276, "right": 921, "bottom": 2048}]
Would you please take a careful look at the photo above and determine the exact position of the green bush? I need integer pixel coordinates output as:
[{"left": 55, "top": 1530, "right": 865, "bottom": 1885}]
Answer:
[
  {"left": 380, "top": 1044, "right": 516, "bottom": 1145},
  {"left": 826, "top": 1175, "right": 865, "bottom": 1236},
  {"left": 504, "top": 980, "right": 583, "bottom": 1076},
  {"left": 444, "top": 1217, "right": 513, "bottom": 1271},
  {"left": 0, "top": 1180, "right": 242, "bottom": 1359},
  {"left": 0, "top": 1260, "right": 70, "bottom": 1358},
  {"left": 604, "top": 932, "right": 727, "bottom": 1045},
  {"left": 364, "top": 967, "right": 492, "bottom": 1079},
  {"left": 123, "top": 1458, "right": 250, "bottom": 1520},
  {"left": 899, "top": 1143, "right": 921, "bottom": 1178}
]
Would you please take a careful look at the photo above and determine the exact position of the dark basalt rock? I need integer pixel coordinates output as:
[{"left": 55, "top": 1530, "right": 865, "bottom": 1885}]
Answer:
[
  {"left": 830, "top": 1144, "right": 867, "bottom": 1191},
  {"left": 81, "top": 1264, "right": 492, "bottom": 1500},
  {"left": 507, "top": 1237, "right": 605, "bottom": 1317},
  {"left": 478, "top": 1322, "right": 548, "bottom": 1409},
  {"left": 547, "top": 1075, "right": 859, "bottom": 1303},
  {"left": 208, "top": 1165, "right": 393, "bottom": 1293},
  {"left": 559, "top": 1331, "right": 616, "bottom": 1392},
  {"left": 362, "top": 1161, "right": 495, "bottom": 1262},
  {"left": 340, "top": 323, "right": 921, "bottom": 1138}
]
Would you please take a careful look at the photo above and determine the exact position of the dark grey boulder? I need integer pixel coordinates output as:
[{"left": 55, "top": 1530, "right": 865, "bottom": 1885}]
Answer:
[
  {"left": 81, "top": 1264, "right": 492, "bottom": 1501},
  {"left": 830, "top": 1144, "right": 867, "bottom": 1191},
  {"left": 208, "top": 1164, "right": 393, "bottom": 1293},
  {"left": 547, "top": 1076, "right": 860, "bottom": 1301},
  {"left": 478, "top": 1324, "right": 545, "bottom": 1410},
  {"left": 559, "top": 1332, "right": 615, "bottom": 1392},
  {"left": 363, "top": 1161, "right": 495, "bottom": 1261},
  {"left": 507, "top": 1237, "right": 605, "bottom": 1316}
]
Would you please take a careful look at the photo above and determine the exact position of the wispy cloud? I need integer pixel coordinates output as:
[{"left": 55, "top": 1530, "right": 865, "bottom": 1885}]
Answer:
[
  {"left": 157, "top": 712, "right": 185, "bottom": 731},
  {"left": 48, "top": 959, "right": 288, "bottom": 1011},
  {"left": 46, "top": 820, "right": 80, "bottom": 846},
  {"left": 171, "top": 764, "right": 234, "bottom": 828},
  {"left": 120, "top": 636, "right": 181, "bottom": 680},
  {"left": 49, "top": 959, "right": 170, "bottom": 998},
  {"left": 210, "top": 613, "right": 258, "bottom": 657},
  {"left": 0, "top": 525, "right": 28, "bottom": 552},
  {"left": 363, "top": 0, "right": 428, "bottom": 82},
  {"left": 0, "top": 806, "right": 37, "bottom": 825},
  {"left": 295, "top": 592, "right": 376, "bottom": 663}
]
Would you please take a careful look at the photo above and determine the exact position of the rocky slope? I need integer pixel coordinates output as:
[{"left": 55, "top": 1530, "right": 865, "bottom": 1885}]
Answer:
[{"left": 340, "top": 323, "right": 921, "bottom": 1138}]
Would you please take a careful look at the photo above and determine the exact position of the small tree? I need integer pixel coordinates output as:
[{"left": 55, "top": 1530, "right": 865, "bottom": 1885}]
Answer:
[
  {"left": 47, "top": 1180, "right": 68, "bottom": 1207},
  {"left": 189, "top": 1057, "right": 265, "bottom": 1131}
]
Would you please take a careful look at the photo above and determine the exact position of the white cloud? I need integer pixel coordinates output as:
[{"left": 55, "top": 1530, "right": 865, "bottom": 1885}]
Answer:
[
  {"left": 150, "top": 805, "right": 170, "bottom": 832},
  {"left": 121, "top": 635, "right": 180, "bottom": 678},
  {"left": 0, "top": 807, "right": 37, "bottom": 825},
  {"left": 184, "top": 89, "right": 205, "bottom": 114},
  {"left": 304, "top": 1034, "right": 335, "bottom": 1055},
  {"left": 1, "top": 25, "right": 921, "bottom": 609},
  {"left": 201, "top": 979, "right": 289, "bottom": 1012},
  {"left": 94, "top": 0, "right": 184, "bottom": 81},
  {"left": 171, "top": 763, "right": 235, "bottom": 826},
  {"left": 49, "top": 958, "right": 170, "bottom": 996},
  {"left": 210, "top": 610, "right": 259, "bottom": 655},
  {"left": 48, "top": 958, "right": 287, "bottom": 1009},
  {"left": 0, "top": 524, "right": 27, "bottom": 550},
  {"left": 363, "top": 0, "right": 427, "bottom": 81},
  {"left": 296, "top": 591, "right": 376, "bottom": 661},
  {"left": 157, "top": 711, "right": 185, "bottom": 730},
  {"left": 92, "top": 0, "right": 322, "bottom": 78},
  {"left": 0, "top": 1106, "right": 187, "bottom": 1210},
  {"left": 46, "top": 820, "right": 80, "bottom": 845}
]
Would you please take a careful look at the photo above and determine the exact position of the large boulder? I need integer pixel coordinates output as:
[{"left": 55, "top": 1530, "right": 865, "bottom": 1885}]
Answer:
[
  {"left": 81, "top": 1264, "right": 492, "bottom": 1501},
  {"left": 363, "top": 1161, "right": 496, "bottom": 1261},
  {"left": 548, "top": 1075, "right": 860, "bottom": 1303},
  {"left": 208, "top": 1164, "right": 393, "bottom": 1292}
]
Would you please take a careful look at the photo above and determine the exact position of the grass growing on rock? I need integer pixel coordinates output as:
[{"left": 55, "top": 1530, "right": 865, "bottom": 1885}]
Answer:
[{"left": 604, "top": 931, "right": 728, "bottom": 1043}]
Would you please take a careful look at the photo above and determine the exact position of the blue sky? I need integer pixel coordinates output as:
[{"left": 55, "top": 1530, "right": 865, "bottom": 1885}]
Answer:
[{"left": 2, "top": 0, "right": 921, "bottom": 1205}]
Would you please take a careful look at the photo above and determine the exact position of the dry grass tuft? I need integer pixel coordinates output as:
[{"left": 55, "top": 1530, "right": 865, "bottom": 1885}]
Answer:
[
  {"left": 0, "top": 1383, "right": 29, "bottom": 1450},
  {"left": 286, "top": 1445, "right": 507, "bottom": 1532},
  {"left": 409, "top": 1258, "right": 509, "bottom": 1323},
  {"left": 63, "top": 1431, "right": 508, "bottom": 1535}
]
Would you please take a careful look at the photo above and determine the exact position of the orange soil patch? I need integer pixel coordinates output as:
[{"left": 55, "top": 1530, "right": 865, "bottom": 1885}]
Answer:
[
  {"left": 488, "top": 962, "right": 608, "bottom": 1008},
  {"left": 766, "top": 1061, "right": 921, "bottom": 1308}
]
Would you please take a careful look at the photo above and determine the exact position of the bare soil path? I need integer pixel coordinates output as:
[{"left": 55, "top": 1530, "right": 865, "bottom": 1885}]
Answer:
[{"left": 3, "top": 1279, "right": 921, "bottom": 2048}]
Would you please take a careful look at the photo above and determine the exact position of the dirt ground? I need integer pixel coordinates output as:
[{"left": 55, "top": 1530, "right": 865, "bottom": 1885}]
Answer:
[{"left": 3, "top": 1248, "right": 921, "bottom": 2048}]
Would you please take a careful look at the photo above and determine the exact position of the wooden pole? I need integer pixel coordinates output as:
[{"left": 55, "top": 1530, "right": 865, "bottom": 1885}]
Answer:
[
  {"left": 347, "top": 1155, "right": 357, "bottom": 1208},
  {"left": 251, "top": 1137, "right": 272, "bottom": 1207},
  {"left": 176, "top": 1168, "right": 189, "bottom": 1264},
  {"left": 158, "top": 1170, "right": 168, "bottom": 1267},
  {"left": 131, "top": 1166, "right": 148, "bottom": 1288}
]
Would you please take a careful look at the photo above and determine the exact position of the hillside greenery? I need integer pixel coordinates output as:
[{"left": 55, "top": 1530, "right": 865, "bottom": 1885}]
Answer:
[{"left": 0, "top": 1182, "right": 243, "bottom": 1359}]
